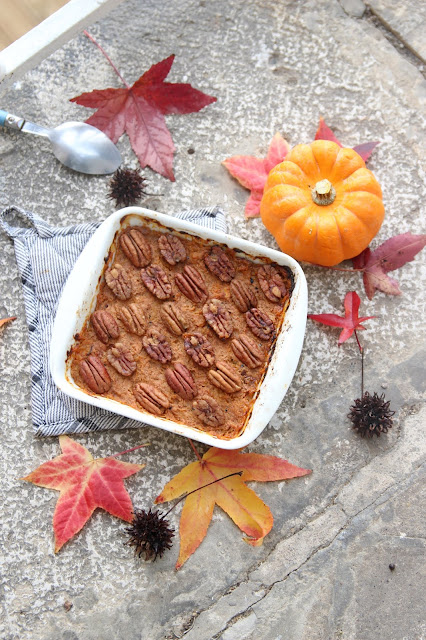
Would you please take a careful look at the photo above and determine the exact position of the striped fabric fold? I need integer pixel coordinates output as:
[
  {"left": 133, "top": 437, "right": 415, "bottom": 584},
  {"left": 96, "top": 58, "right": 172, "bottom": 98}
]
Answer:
[{"left": 0, "top": 205, "right": 226, "bottom": 436}]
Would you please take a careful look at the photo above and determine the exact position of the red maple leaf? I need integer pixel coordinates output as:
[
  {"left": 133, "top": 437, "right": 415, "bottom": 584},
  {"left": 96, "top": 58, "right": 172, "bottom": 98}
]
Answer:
[
  {"left": 71, "top": 36, "right": 216, "bottom": 180},
  {"left": 308, "top": 291, "right": 376, "bottom": 346},
  {"left": 352, "top": 232, "right": 426, "bottom": 299},
  {"left": 22, "top": 436, "right": 144, "bottom": 551},
  {"left": 222, "top": 133, "right": 291, "bottom": 217},
  {"left": 315, "top": 117, "right": 379, "bottom": 162}
]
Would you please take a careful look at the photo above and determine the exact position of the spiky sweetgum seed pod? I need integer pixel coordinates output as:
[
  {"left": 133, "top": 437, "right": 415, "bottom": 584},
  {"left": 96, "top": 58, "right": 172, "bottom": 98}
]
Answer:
[
  {"left": 125, "top": 508, "right": 174, "bottom": 561},
  {"left": 125, "top": 473, "right": 242, "bottom": 562},
  {"left": 108, "top": 168, "right": 148, "bottom": 207},
  {"left": 348, "top": 391, "right": 394, "bottom": 438}
]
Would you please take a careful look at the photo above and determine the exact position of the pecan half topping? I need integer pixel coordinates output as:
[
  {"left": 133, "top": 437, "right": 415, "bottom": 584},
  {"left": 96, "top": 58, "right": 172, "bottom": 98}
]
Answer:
[
  {"left": 183, "top": 332, "right": 215, "bottom": 368},
  {"left": 257, "top": 265, "right": 289, "bottom": 303},
  {"left": 140, "top": 265, "right": 172, "bottom": 300},
  {"left": 231, "top": 335, "right": 264, "bottom": 368},
  {"left": 120, "top": 229, "right": 152, "bottom": 268},
  {"left": 230, "top": 279, "right": 258, "bottom": 312},
  {"left": 158, "top": 234, "right": 187, "bottom": 265},
  {"left": 204, "top": 246, "right": 236, "bottom": 282},
  {"left": 143, "top": 327, "right": 172, "bottom": 363},
  {"left": 117, "top": 303, "right": 146, "bottom": 336},
  {"left": 246, "top": 308, "right": 275, "bottom": 341},
  {"left": 133, "top": 383, "right": 170, "bottom": 415},
  {"left": 193, "top": 396, "right": 225, "bottom": 427},
  {"left": 91, "top": 310, "right": 119, "bottom": 344},
  {"left": 175, "top": 265, "right": 208, "bottom": 303},
  {"left": 105, "top": 265, "right": 132, "bottom": 300},
  {"left": 79, "top": 355, "right": 111, "bottom": 394},
  {"left": 165, "top": 362, "right": 198, "bottom": 400},
  {"left": 203, "top": 299, "right": 233, "bottom": 340},
  {"left": 208, "top": 361, "right": 242, "bottom": 394},
  {"left": 106, "top": 343, "right": 137, "bottom": 376},
  {"left": 161, "top": 302, "right": 188, "bottom": 336}
]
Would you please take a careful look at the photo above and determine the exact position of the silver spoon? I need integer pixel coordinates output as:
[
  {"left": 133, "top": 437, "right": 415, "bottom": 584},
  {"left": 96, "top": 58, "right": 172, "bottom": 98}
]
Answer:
[{"left": 0, "top": 109, "right": 121, "bottom": 175}]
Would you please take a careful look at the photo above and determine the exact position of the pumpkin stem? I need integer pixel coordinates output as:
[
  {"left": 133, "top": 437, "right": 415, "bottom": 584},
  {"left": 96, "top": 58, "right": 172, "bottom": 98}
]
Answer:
[{"left": 311, "top": 179, "right": 336, "bottom": 206}]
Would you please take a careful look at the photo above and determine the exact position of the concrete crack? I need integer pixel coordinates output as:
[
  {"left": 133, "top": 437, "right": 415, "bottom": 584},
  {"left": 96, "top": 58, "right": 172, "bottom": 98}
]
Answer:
[
  {"left": 363, "top": 5, "right": 426, "bottom": 73},
  {"left": 189, "top": 460, "right": 425, "bottom": 640},
  {"left": 168, "top": 406, "right": 425, "bottom": 640}
]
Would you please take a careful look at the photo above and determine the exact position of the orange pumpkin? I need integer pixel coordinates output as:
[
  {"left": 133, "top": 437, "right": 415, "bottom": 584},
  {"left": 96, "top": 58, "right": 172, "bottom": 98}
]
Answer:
[{"left": 260, "top": 140, "right": 385, "bottom": 266}]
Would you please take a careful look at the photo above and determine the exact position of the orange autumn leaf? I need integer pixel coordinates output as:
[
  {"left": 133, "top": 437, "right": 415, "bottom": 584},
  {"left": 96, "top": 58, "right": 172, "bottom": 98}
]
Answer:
[
  {"left": 0, "top": 316, "right": 16, "bottom": 330},
  {"left": 223, "top": 133, "right": 290, "bottom": 217},
  {"left": 22, "top": 435, "right": 144, "bottom": 552},
  {"left": 155, "top": 447, "right": 311, "bottom": 569}
]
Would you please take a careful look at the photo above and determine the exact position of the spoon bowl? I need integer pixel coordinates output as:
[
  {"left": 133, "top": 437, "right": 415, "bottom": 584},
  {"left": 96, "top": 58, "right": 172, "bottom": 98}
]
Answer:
[
  {"left": 48, "top": 122, "right": 121, "bottom": 174},
  {"left": 0, "top": 110, "right": 121, "bottom": 175}
]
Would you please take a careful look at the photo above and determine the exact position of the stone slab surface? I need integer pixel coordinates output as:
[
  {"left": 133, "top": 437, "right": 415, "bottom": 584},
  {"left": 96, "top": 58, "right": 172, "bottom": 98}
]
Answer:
[
  {"left": 367, "top": 0, "right": 426, "bottom": 62},
  {"left": 0, "top": 1, "right": 425, "bottom": 639},
  {"left": 183, "top": 407, "right": 426, "bottom": 640}
]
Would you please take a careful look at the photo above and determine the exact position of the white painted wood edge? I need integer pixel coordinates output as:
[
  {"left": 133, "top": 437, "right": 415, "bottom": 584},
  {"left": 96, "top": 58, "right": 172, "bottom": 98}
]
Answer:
[{"left": 0, "top": 0, "right": 123, "bottom": 92}]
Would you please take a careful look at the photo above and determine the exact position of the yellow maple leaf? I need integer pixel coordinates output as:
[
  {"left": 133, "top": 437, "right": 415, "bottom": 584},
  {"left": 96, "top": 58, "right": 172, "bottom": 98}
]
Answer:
[{"left": 155, "top": 447, "right": 311, "bottom": 569}]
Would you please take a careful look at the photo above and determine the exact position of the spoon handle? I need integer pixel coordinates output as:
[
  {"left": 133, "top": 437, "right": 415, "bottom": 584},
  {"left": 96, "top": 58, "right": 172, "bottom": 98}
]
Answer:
[
  {"left": 0, "top": 109, "right": 25, "bottom": 130},
  {"left": 0, "top": 110, "right": 49, "bottom": 137}
]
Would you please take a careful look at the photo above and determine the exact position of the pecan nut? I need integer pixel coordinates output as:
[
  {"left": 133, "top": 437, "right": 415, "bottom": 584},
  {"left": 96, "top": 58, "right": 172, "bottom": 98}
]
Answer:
[
  {"left": 246, "top": 308, "right": 275, "bottom": 341},
  {"left": 133, "top": 383, "right": 170, "bottom": 415},
  {"left": 158, "top": 234, "right": 187, "bottom": 266},
  {"left": 257, "top": 265, "right": 289, "bottom": 303},
  {"left": 106, "top": 343, "right": 137, "bottom": 376},
  {"left": 175, "top": 265, "right": 208, "bottom": 304},
  {"left": 183, "top": 333, "right": 215, "bottom": 368},
  {"left": 231, "top": 335, "right": 264, "bottom": 368},
  {"left": 120, "top": 229, "right": 152, "bottom": 268},
  {"left": 79, "top": 355, "right": 111, "bottom": 394},
  {"left": 161, "top": 302, "right": 188, "bottom": 336},
  {"left": 208, "top": 361, "right": 241, "bottom": 394},
  {"left": 91, "top": 310, "right": 120, "bottom": 344},
  {"left": 141, "top": 265, "right": 172, "bottom": 300},
  {"left": 143, "top": 327, "right": 172, "bottom": 363},
  {"left": 165, "top": 362, "right": 198, "bottom": 400},
  {"left": 230, "top": 279, "right": 258, "bottom": 312},
  {"left": 193, "top": 396, "right": 225, "bottom": 427},
  {"left": 117, "top": 303, "right": 146, "bottom": 336},
  {"left": 204, "top": 246, "right": 236, "bottom": 282},
  {"left": 105, "top": 265, "right": 132, "bottom": 300},
  {"left": 203, "top": 299, "right": 233, "bottom": 340}
]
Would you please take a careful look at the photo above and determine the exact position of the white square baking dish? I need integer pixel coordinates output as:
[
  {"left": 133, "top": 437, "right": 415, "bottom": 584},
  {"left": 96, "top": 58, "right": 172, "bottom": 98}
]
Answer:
[{"left": 50, "top": 207, "right": 307, "bottom": 449}]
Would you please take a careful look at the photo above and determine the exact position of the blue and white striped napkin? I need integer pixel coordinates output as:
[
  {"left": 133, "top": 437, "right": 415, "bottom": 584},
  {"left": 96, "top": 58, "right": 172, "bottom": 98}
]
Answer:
[{"left": 0, "top": 205, "right": 226, "bottom": 437}]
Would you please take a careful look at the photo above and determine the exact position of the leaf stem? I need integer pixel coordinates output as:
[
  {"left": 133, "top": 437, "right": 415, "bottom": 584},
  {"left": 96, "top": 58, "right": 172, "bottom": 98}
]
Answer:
[
  {"left": 83, "top": 30, "right": 131, "bottom": 89},
  {"left": 354, "top": 329, "right": 364, "bottom": 395},
  {"left": 163, "top": 471, "right": 243, "bottom": 517},
  {"left": 188, "top": 438, "right": 203, "bottom": 462},
  {"left": 111, "top": 443, "right": 150, "bottom": 458},
  {"left": 354, "top": 329, "right": 363, "bottom": 355}
]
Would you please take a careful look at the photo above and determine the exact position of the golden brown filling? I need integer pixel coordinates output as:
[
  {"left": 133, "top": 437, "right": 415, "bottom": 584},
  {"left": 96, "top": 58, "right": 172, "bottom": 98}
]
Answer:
[{"left": 68, "top": 224, "right": 293, "bottom": 439}]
